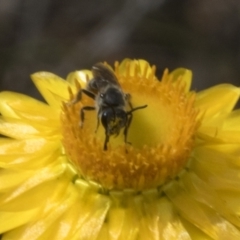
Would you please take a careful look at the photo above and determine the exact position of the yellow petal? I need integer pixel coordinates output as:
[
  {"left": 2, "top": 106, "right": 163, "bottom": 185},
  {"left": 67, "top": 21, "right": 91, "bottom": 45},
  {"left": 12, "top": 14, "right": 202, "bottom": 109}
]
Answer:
[
  {"left": 0, "top": 208, "right": 38, "bottom": 233},
  {"left": 0, "top": 177, "right": 68, "bottom": 212},
  {"left": 137, "top": 59, "right": 154, "bottom": 76},
  {"left": 108, "top": 192, "right": 139, "bottom": 240},
  {"left": 205, "top": 144, "right": 240, "bottom": 166},
  {"left": 0, "top": 92, "right": 18, "bottom": 118},
  {"left": 217, "top": 191, "right": 240, "bottom": 217},
  {"left": 181, "top": 172, "right": 240, "bottom": 227},
  {"left": 164, "top": 181, "right": 240, "bottom": 239},
  {"left": 216, "top": 130, "right": 240, "bottom": 143},
  {"left": 196, "top": 84, "right": 240, "bottom": 124},
  {"left": 45, "top": 197, "right": 83, "bottom": 239},
  {"left": 180, "top": 217, "right": 212, "bottom": 240},
  {"left": 0, "top": 150, "right": 61, "bottom": 171},
  {"left": 96, "top": 224, "right": 109, "bottom": 240},
  {"left": 0, "top": 91, "right": 58, "bottom": 122},
  {"left": 31, "top": 72, "right": 72, "bottom": 108},
  {"left": 0, "top": 138, "right": 54, "bottom": 155},
  {"left": 28, "top": 186, "right": 78, "bottom": 240},
  {"left": 2, "top": 160, "right": 65, "bottom": 203},
  {"left": 0, "top": 169, "right": 35, "bottom": 192},
  {"left": 223, "top": 109, "right": 240, "bottom": 130},
  {"left": 0, "top": 117, "right": 39, "bottom": 139},
  {"left": 157, "top": 197, "right": 191, "bottom": 240},
  {"left": 73, "top": 194, "right": 110, "bottom": 239},
  {"left": 118, "top": 58, "right": 154, "bottom": 78},
  {"left": 169, "top": 68, "right": 192, "bottom": 92},
  {"left": 66, "top": 70, "right": 92, "bottom": 88},
  {"left": 49, "top": 188, "right": 110, "bottom": 240},
  {"left": 191, "top": 147, "right": 240, "bottom": 191},
  {"left": 1, "top": 178, "right": 70, "bottom": 240}
]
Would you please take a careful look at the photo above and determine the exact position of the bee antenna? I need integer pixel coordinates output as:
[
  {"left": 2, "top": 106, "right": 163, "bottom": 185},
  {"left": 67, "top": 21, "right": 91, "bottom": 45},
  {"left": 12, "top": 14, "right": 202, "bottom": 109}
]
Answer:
[{"left": 127, "top": 105, "right": 147, "bottom": 115}]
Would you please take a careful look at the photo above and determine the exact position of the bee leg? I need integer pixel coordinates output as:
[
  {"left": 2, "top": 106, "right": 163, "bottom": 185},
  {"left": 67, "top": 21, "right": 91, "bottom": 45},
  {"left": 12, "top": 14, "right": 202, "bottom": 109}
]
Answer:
[
  {"left": 82, "top": 89, "right": 96, "bottom": 100},
  {"left": 69, "top": 89, "right": 95, "bottom": 105},
  {"left": 95, "top": 108, "right": 102, "bottom": 133},
  {"left": 80, "top": 106, "right": 95, "bottom": 128},
  {"left": 103, "top": 132, "right": 110, "bottom": 151},
  {"left": 125, "top": 93, "right": 133, "bottom": 110},
  {"left": 95, "top": 117, "right": 100, "bottom": 133},
  {"left": 124, "top": 113, "right": 133, "bottom": 146},
  {"left": 68, "top": 90, "right": 83, "bottom": 105}
]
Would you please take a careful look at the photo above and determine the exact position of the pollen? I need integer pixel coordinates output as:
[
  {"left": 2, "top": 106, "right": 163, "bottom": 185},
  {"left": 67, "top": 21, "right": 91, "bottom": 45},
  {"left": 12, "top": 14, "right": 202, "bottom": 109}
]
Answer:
[{"left": 61, "top": 61, "right": 200, "bottom": 191}]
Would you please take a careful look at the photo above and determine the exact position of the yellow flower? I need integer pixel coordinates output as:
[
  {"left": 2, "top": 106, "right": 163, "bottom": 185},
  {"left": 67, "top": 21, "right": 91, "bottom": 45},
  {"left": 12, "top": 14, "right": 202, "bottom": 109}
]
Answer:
[{"left": 0, "top": 59, "right": 240, "bottom": 239}]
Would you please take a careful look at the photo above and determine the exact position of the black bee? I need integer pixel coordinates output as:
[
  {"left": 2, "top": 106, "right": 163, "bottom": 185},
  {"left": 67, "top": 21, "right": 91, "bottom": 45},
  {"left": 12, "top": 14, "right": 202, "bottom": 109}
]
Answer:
[{"left": 72, "top": 63, "right": 147, "bottom": 150}]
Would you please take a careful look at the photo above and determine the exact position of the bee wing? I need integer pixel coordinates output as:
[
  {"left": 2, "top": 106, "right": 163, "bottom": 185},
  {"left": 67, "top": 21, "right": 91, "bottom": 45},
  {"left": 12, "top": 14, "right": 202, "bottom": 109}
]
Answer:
[{"left": 92, "top": 63, "right": 120, "bottom": 87}]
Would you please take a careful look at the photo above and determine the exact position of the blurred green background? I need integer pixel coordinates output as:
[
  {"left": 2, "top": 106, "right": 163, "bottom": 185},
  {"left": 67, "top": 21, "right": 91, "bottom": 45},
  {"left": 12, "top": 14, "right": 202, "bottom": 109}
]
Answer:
[{"left": 0, "top": 0, "right": 240, "bottom": 100}]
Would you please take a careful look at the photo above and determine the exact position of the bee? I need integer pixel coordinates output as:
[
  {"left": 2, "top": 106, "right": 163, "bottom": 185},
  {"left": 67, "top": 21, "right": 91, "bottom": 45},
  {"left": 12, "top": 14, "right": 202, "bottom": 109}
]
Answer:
[{"left": 72, "top": 63, "right": 147, "bottom": 150}]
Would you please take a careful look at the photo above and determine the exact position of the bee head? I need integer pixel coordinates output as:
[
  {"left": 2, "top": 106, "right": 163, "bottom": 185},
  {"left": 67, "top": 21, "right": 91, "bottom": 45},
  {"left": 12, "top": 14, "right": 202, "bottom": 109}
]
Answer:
[{"left": 101, "top": 108, "right": 127, "bottom": 136}]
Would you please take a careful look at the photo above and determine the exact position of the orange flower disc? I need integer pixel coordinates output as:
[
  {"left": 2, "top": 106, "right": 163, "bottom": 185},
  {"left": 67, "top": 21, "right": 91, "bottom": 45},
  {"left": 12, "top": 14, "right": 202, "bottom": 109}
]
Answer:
[{"left": 61, "top": 61, "right": 200, "bottom": 191}]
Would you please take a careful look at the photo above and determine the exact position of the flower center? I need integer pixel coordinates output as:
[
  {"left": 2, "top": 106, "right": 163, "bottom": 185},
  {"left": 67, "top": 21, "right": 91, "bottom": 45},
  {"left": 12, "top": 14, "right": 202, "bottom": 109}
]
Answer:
[{"left": 61, "top": 61, "right": 200, "bottom": 191}]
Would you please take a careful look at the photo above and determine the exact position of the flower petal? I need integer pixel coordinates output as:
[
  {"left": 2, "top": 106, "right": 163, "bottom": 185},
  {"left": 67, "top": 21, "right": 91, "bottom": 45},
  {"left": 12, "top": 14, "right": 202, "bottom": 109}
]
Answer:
[
  {"left": 108, "top": 191, "right": 139, "bottom": 239},
  {"left": 1, "top": 178, "right": 70, "bottom": 239},
  {"left": 0, "top": 93, "right": 18, "bottom": 118},
  {"left": 0, "top": 209, "right": 38, "bottom": 234},
  {"left": 1, "top": 160, "right": 65, "bottom": 203},
  {"left": 169, "top": 68, "right": 192, "bottom": 92},
  {"left": 0, "top": 91, "right": 59, "bottom": 124},
  {"left": 0, "top": 149, "right": 61, "bottom": 171},
  {"left": 181, "top": 172, "right": 240, "bottom": 227},
  {"left": 72, "top": 193, "right": 110, "bottom": 239},
  {"left": 191, "top": 147, "right": 240, "bottom": 191},
  {"left": 66, "top": 70, "right": 92, "bottom": 88},
  {"left": 153, "top": 197, "right": 191, "bottom": 239},
  {"left": 31, "top": 72, "right": 72, "bottom": 108},
  {"left": 0, "top": 117, "right": 39, "bottom": 139},
  {"left": 164, "top": 181, "right": 240, "bottom": 239},
  {"left": 223, "top": 109, "right": 240, "bottom": 131},
  {"left": 196, "top": 84, "right": 240, "bottom": 125},
  {"left": 0, "top": 177, "right": 68, "bottom": 212},
  {"left": 0, "top": 137, "right": 55, "bottom": 155},
  {"left": 0, "top": 169, "right": 35, "bottom": 192},
  {"left": 118, "top": 59, "right": 154, "bottom": 78}
]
